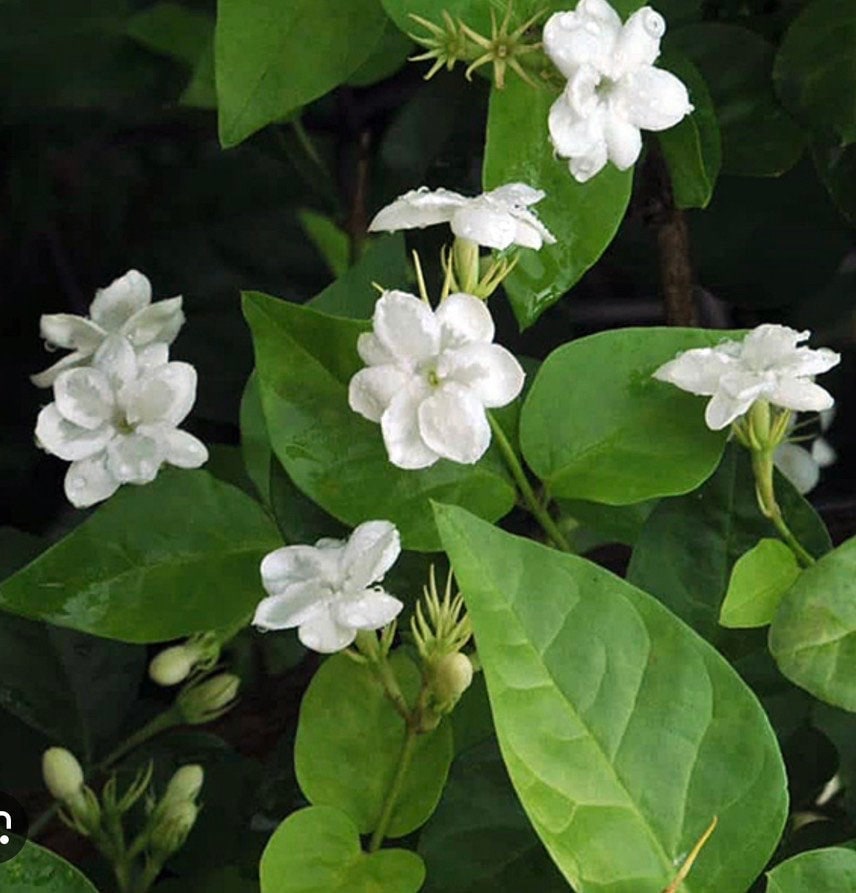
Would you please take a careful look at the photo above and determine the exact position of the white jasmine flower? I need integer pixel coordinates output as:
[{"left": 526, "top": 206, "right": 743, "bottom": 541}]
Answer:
[
  {"left": 774, "top": 408, "right": 836, "bottom": 494},
  {"left": 544, "top": 0, "right": 693, "bottom": 182},
  {"left": 348, "top": 290, "right": 525, "bottom": 469},
  {"left": 35, "top": 336, "right": 208, "bottom": 508},
  {"left": 653, "top": 325, "right": 840, "bottom": 431},
  {"left": 368, "top": 183, "right": 556, "bottom": 250},
  {"left": 253, "top": 520, "right": 403, "bottom": 653},
  {"left": 32, "top": 269, "right": 184, "bottom": 388}
]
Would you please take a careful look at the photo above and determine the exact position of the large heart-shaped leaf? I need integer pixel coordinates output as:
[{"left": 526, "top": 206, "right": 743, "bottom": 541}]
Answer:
[
  {"left": 243, "top": 290, "right": 515, "bottom": 551},
  {"left": 435, "top": 503, "right": 788, "bottom": 893},
  {"left": 766, "top": 847, "right": 856, "bottom": 891}
]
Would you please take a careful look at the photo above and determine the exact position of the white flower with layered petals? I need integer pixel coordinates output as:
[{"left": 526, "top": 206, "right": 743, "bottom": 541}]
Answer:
[
  {"left": 348, "top": 290, "right": 525, "bottom": 469},
  {"left": 653, "top": 324, "right": 840, "bottom": 431},
  {"left": 253, "top": 521, "right": 403, "bottom": 653},
  {"left": 774, "top": 408, "right": 837, "bottom": 494},
  {"left": 35, "top": 336, "right": 208, "bottom": 507},
  {"left": 544, "top": 0, "right": 693, "bottom": 182},
  {"left": 32, "top": 269, "right": 184, "bottom": 387},
  {"left": 368, "top": 183, "right": 556, "bottom": 250}
]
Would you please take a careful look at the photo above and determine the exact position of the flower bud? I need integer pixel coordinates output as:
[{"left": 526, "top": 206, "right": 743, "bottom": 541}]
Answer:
[
  {"left": 162, "top": 765, "right": 204, "bottom": 807},
  {"left": 149, "top": 645, "right": 197, "bottom": 686},
  {"left": 176, "top": 673, "right": 240, "bottom": 724},
  {"left": 149, "top": 799, "right": 199, "bottom": 856},
  {"left": 42, "top": 747, "right": 84, "bottom": 803},
  {"left": 431, "top": 652, "right": 473, "bottom": 712}
]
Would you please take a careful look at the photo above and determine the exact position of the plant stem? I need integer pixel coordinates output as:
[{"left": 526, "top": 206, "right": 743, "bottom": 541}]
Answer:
[
  {"left": 487, "top": 414, "right": 572, "bottom": 552},
  {"left": 367, "top": 724, "right": 419, "bottom": 853}
]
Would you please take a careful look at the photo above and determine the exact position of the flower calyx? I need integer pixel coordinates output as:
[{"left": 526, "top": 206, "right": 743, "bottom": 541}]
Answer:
[
  {"left": 459, "top": 5, "right": 546, "bottom": 89},
  {"left": 408, "top": 11, "right": 470, "bottom": 80},
  {"left": 175, "top": 672, "right": 240, "bottom": 725}
]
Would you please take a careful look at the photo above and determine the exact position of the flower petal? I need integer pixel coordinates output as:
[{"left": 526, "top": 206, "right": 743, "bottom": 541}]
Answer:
[
  {"left": 54, "top": 368, "right": 115, "bottom": 430},
  {"left": 39, "top": 314, "right": 104, "bottom": 351},
  {"left": 348, "top": 365, "right": 410, "bottom": 423},
  {"left": 768, "top": 378, "right": 834, "bottom": 413},
  {"left": 36, "top": 404, "right": 113, "bottom": 461},
  {"left": 613, "top": 66, "right": 692, "bottom": 131},
  {"left": 417, "top": 382, "right": 491, "bottom": 464},
  {"left": 439, "top": 343, "right": 525, "bottom": 408},
  {"left": 368, "top": 187, "right": 467, "bottom": 232},
  {"left": 613, "top": 7, "right": 665, "bottom": 75},
  {"left": 106, "top": 432, "right": 165, "bottom": 484},
  {"left": 342, "top": 520, "right": 401, "bottom": 590},
  {"left": 543, "top": 1, "right": 622, "bottom": 79},
  {"left": 704, "top": 390, "right": 755, "bottom": 431},
  {"left": 335, "top": 590, "right": 403, "bottom": 630},
  {"left": 450, "top": 201, "right": 517, "bottom": 250},
  {"left": 380, "top": 380, "right": 439, "bottom": 470},
  {"left": 783, "top": 346, "right": 841, "bottom": 378},
  {"left": 548, "top": 93, "right": 604, "bottom": 158},
  {"left": 357, "top": 332, "right": 394, "bottom": 366},
  {"left": 653, "top": 346, "right": 736, "bottom": 396},
  {"left": 569, "top": 142, "right": 609, "bottom": 182},
  {"left": 739, "top": 324, "right": 805, "bottom": 369},
  {"left": 89, "top": 270, "right": 152, "bottom": 331},
  {"left": 252, "top": 582, "right": 329, "bottom": 631},
  {"left": 158, "top": 428, "right": 209, "bottom": 468},
  {"left": 373, "top": 290, "right": 440, "bottom": 365},
  {"left": 436, "top": 292, "right": 494, "bottom": 348},
  {"left": 774, "top": 443, "right": 819, "bottom": 495},
  {"left": 260, "top": 544, "right": 342, "bottom": 597},
  {"left": 64, "top": 453, "right": 120, "bottom": 508},
  {"left": 604, "top": 114, "right": 642, "bottom": 170},
  {"left": 122, "top": 296, "right": 184, "bottom": 348},
  {"left": 298, "top": 609, "right": 357, "bottom": 653},
  {"left": 509, "top": 207, "right": 556, "bottom": 249},
  {"left": 811, "top": 436, "right": 836, "bottom": 468},
  {"left": 486, "top": 183, "right": 544, "bottom": 207},
  {"left": 136, "top": 343, "right": 170, "bottom": 373},
  {"left": 125, "top": 362, "right": 197, "bottom": 427},
  {"left": 31, "top": 350, "right": 91, "bottom": 389},
  {"left": 94, "top": 335, "right": 139, "bottom": 393}
]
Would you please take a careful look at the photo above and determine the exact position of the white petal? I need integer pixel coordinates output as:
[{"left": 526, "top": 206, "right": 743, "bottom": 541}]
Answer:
[
  {"left": 94, "top": 335, "right": 139, "bottom": 392},
  {"left": 122, "top": 297, "right": 184, "bottom": 347},
  {"left": 136, "top": 343, "right": 170, "bottom": 373},
  {"left": 349, "top": 365, "right": 410, "bottom": 423},
  {"left": 106, "top": 432, "right": 165, "bottom": 484},
  {"left": 768, "top": 378, "right": 834, "bottom": 413},
  {"left": 252, "top": 582, "right": 330, "bottom": 631},
  {"left": 39, "top": 314, "right": 104, "bottom": 351},
  {"left": 653, "top": 347, "right": 735, "bottom": 396},
  {"left": 436, "top": 293, "right": 494, "bottom": 348},
  {"left": 124, "top": 362, "right": 197, "bottom": 427},
  {"left": 417, "top": 383, "right": 491, "bottom": 464},
  {"left": 373, "top": 290, "right": 440, "bottom": 365},
  {"left": 380, "top": 380, "right": 439, "bottom": 470},
  {"left": 64, "top": 453, "right": 120, "bottom": 508},
  {"left": 739, "top": 324, "right": 806, "bottom": 369},
  {"left": 548, "top": 94, "right": 604, "bottom": 158},
  {"left": 159, "top": 428, "right": 209, "bottom": 468},
  {"left": 509, "top": 207, "right": 556, "bottom": 249},
  {"left": 613, "top": 7, "right": 665, "bottom": 76},
  {"left": 54, "top": 368, "right": 115, "bottom": 430},
  {"left": 335, "top": 590, "right": 403, "bottom": 630},
  {"left": 811, "top": 436, "right": 836, "bottom": 468},
  {"left": 569, "top": 142, "right": 609, "bottom": 182},
  {"left": 774, "top": 444, "right": 820, "bottom": 495},
  {"left": 543, "top": 2, "right": 622, "bottom": 79},
  {"left": 298, "top": 609, "right": 357, "bottom": 653},
  {"left": 368, "top": 187, "right": 467, "bottom": 232},
  {"left": 450, "top": 201, "right": 517, "bottom": 250},
  {"left": 486, "top": 183, "right": 544, "bottom": 207},
  {"left": 439, "top": 343, "right": 525, "bottom": 408},
  {"left": 357, "top": 332, "right": 394, "bottom": 366},
  {"left": 704, "top": 390, "right": 755, "bottom": 430},
  {"left": 36, "top": 404, "right": 114, "bottom": 461},
  {"left": 89, "top": 270, "right": 152, "bottom": 331},
  {"left": 260, "top": 544, "right": 342, "bottom": 596},
  {"left": 31, "top": 350, "right": 90, "bottom": 389},
  {"left": 342, "top": 520, "right": 401, "bottom": 590},
  {"left": 782, "top": 346, "right": 841, "bottom": 378},
  {"left": 566, "top": 64, "right": 601, "bottom": 118},
  {"left": 613, "top": 66, "right": 693, "bottom": 131},
  {"left": 604, "top": 114, "right": 643, "bottom": 170}
]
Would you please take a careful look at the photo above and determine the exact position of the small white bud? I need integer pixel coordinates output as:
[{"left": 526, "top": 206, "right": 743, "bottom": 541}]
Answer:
[
  {"left": 42, "top": 748, "right": 84, "bottom": 803},
  {"left": 149, "top": 644, "right": 199, "bottom": 686},
  {"left": 162, "top": 765, "right": 204, "bottom": 806},
  {"left": 150, "top": 799, "right": 199, "bottom": 855},
  {"left": 432, "top": 653, "right": 474, "bottom": 712}
]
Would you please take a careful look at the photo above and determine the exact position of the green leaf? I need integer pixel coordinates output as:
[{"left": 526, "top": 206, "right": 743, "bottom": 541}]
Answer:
[
  {"left": 0, "top": 840, "right": 98, "bottom": 892},
  {"left": 346, "top": 18, "right": 413, "bottom": 87},
  {"left": 215, "top": 0, "right": 387, "bottom": 148},
  {"left": 435, "top": 503, "right": 788, "bottom": 893},
  {"left": 558, "top": 499, "right": 658, "bottom": 548},
  {"left": 657, "top": 51, "right": 721, "bottom": 209},
  {"left": 766, "top": 847, "right": 856, "bottom": 891},
  {"left": 670, "top": 24, "right": 804, "bottom": 177},
  {"left": 483, "top": 77, "right": 633, "bottom": 329},
  {"left": 243, "top": 291, "right": 515, "bottom": 551},
  {"left": 774, "top": 0, "right": 856, "bottom": 146},
  {"left": 260, "top": 805, "right": 425, "bottom": 893},
  {"left": 719, "top": 539, "right": 800, "bottom": 630},
  {"left": 520, "top": 328, "right": 731, "bottom": 504},
  {"left": 295, "top": 652, "right": 452, "bottom": 836},
  {"left": 0, "top": 470, "right": 279, "bottom": 643},
  {"left": 127, "top": 2, "right": 212, "bottom": 66},
  {"left": 770, "top": 536, "right": 856, "bottom": 711},
  {"left": 419, "top": 741, "right": 567, "bottom": 892},
  {"left": 813, "top": 139, "right": 856, "bottom": 226},
  {"left": 240, "top": 372, "right": 273, "bottom": 505},
  {"left": 628, "top": 445, "right": 831, "bottom": 643},
  {"left": 298, "top": 209, "right": 350, "bottom": 279}
]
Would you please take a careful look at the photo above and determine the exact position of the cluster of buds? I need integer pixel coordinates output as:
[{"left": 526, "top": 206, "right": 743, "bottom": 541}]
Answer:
[
  {"left": 146, "top": 765, "right": 204, "bottom": 858},
  {"left": 149, "top": 632, "right": 221, "bottom": 687}
]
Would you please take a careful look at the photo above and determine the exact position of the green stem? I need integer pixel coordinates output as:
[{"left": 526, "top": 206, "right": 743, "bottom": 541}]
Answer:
[
  {"left": 487, "top": 414, "right": 572, "bottom": 552},
  {"left": 367, "top": 725, "right": 419, "bottom": 853}
]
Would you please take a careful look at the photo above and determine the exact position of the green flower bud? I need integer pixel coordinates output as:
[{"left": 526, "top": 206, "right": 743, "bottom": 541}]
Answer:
[
  {"left": 42, "top": 747, "right": 84, "bottom": 803},
  {"left": 149, "top": 799, "right": 199, "bottom": 856},
  {"left": 431, "top": 652, "right": 473, "bottom": 712},
  {"left": 162, "top": 765, "right": 204, "bottom": 806},
  {"left": 176, "top": 673, "right": 240, "bottom": 724},
  {"left": 149, "top": 645, "right": 198, "bottom": 686}
]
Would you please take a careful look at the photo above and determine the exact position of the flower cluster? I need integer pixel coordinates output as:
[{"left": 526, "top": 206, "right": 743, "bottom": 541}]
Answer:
[
  {"left": 543, "top": 0, "right": 692, "bottom": 181},
  {"left": 33, "top": 270, "right": 207, "bottom": 507}
]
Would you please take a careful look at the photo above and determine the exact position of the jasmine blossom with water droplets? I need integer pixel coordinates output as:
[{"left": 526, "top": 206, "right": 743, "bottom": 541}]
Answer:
[{"left": 544, "top": 0, "right": 692, "bottom": 182}]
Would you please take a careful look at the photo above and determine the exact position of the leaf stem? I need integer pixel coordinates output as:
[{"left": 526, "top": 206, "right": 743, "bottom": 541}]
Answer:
[
  {"left": 367, "top": 724, "right": 418, "bottom": 853},
  {"left": 487, "top": 413, "right": 572, "bottom": 552}
]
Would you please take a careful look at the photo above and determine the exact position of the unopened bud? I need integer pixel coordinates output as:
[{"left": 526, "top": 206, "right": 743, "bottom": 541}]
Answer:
[
  {"left": 162, "top": 765, "right": 204, "bottom": 806},
  {"left": 431, "top": 652, "right": 473, "bottom": 712},
  {"left": 176, "top": 673, "right": 240, "bottom": 724},
  {"left": 42, "top": 748, "right": 84, "bottom": 803},
  {"left": 150, "top": 799, "right": 199, "bottom": 855},
  {"left": 149, "top": 645, "right": 198, "bottom": 686}
]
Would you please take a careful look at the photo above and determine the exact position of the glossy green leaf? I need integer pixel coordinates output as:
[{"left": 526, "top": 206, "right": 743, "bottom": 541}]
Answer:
[
  {"left": 243, "top": 290, "right": 515, "bottom": 551},
  {"left": 0, "top": 470, "right": 279, "bottom": 643},
  {"left": 260, "top": 805, "right": 425, "bottom": 893},
  {"left": 298, "top": 209, "right": 349, "bottom": 279},
  {"left": 435, "top": 503, "right": 788, "bottom": 893},
  {"left": 559, "top": 499, "right": 657, "bottom": 548},
  {"left": 719, "top": 539, "right": 800, "bottom": 630},
  {"left": 657, "top": 51, "right": 721, "bottom": 209},
  {"left": 295, "top": 652, "right": 453, "bottom": 836},
  {"left": 766, "top": 847, "right": 856, "bottom": 891},
  {"left": 0, "top": 840, "right": 98, "bottom": 892},
  {"left": 671, "top": 24, "right": 804, "bottom": 177},
  {"left": 419, "top": 741, "right": 566, "bottom": 892},
  {"left": 628, "top": 445, "right": 831, "bottom": 644},
  {"left": 770, "top": 536, "right": 856, "bottom": 711},
  {"left": 346, "top": 18, "right": 413, "bottom": 87},
  {"left": 520, "top": 328, "right": 731, "bottom": 504},
  {"left": 240, "top": 372, "right": 273, "bottom": 505},
  {"left": 483, "top": 77, "right": 633, "bottom": 329},
  {"left": 774, "top": 0, "right": 856, "bottom": 146},
  {"left": 215, "top": 0, "right": 387, "bottom": 147}
]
